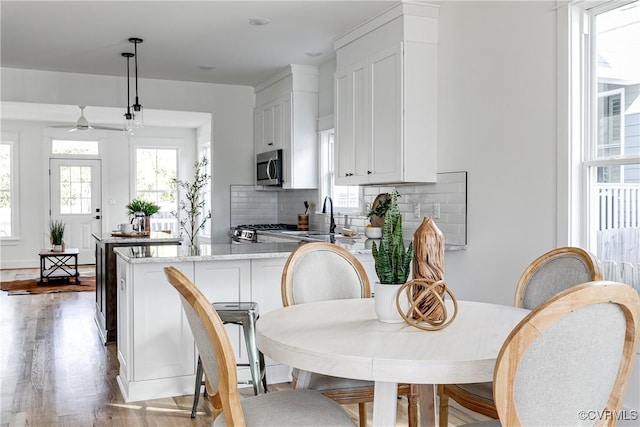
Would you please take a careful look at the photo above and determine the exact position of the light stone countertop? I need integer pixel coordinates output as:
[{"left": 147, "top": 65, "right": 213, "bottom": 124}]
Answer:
[
  {"left": 113, "top": 242, "right": 304, "bottom": 264},
  {"left": 114, "top": 231, "right": 466, "bottom": 265}
]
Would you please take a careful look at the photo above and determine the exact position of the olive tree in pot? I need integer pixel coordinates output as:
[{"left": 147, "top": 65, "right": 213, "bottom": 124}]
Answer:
[
  {"left": 172, "top": 157, "right": 212, "bottom": 253},
  {"left": 371, "top": 190, "right": 413, "bottom": 323}
]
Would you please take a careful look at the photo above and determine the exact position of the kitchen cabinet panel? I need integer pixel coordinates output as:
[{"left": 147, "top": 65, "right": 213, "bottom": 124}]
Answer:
[
  {"left": 254, "top": 65, "right": 318, "bottom": 189},
  {"left": 335, "top": 61, "right": 370, "bottom": 185},
  {"left": 370, "top": 44, "right": 402, "bottom": 183},
  {"left": 255, "top": 97, "right": 285, "bottom": 153},
  {"left": 334, "top": 3, "right": 438, "bottom": 185}
]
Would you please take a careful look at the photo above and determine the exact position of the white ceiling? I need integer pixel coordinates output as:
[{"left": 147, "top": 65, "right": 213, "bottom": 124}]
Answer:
[{"left": 1, "top": 0, "right": 398, "bottom": 128}]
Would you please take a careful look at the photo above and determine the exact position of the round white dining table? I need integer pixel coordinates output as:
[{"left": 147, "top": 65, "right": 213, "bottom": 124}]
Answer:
[{"left": 256, "top": 298, "right": 529, "bottom": 427}]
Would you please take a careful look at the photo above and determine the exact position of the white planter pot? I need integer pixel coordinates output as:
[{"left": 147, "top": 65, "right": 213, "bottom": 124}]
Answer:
[
  {"left": 374, "top": 282, "right": 409, "bottom": 323},
  {"left": 52, "top": 244, "right": 63, "bottom": 252}
]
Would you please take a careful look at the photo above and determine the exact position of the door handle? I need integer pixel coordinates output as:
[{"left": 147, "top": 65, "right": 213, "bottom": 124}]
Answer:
[{"left": 94, "top": 215, "right": 101, "bottom": 219}]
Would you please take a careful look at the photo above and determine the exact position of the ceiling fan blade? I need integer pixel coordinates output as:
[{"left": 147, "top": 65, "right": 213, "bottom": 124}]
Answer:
[{"left": 92, "top": 125, "right": 125, "bottom": 132}]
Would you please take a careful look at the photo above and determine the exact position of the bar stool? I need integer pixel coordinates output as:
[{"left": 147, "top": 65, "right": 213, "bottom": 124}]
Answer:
[{"left": 191, "top": 301, "right": 267, "bottom": 418}]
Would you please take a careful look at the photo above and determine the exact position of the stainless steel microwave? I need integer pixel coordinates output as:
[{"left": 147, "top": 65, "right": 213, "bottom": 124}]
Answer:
[{"left": 256, "top": 149, "right": 283, "bottom": 186}]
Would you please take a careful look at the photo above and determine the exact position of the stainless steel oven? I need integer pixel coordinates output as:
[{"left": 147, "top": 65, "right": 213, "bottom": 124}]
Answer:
[
  {"left": 230, "top": 223, "right": 297, "bottom": 243},
  {"left": 256, "top": 149, "right": 283, "bottom": 187}
]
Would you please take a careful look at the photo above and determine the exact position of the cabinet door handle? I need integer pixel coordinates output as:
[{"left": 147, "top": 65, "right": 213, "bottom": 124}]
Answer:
[
  {"left": 120, "top": 278, "right": 125, "bottom": 291},
  {"left": 367, "top": 170, "right": 372, "bottom": 174},
  {"left": 94, "top": 215, "right": 101, "bottom": 219},
  {"left": 268, "top": 142, "right": 273, "bottom": 146}
]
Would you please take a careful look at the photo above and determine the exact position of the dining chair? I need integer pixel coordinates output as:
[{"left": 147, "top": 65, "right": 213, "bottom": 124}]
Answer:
[
  {"left": 281, "top": 242, "right": 418, "bottom": 427},
  {"left": 462, "top": 280, "right": 640, "bottom": 426},
  {"left": 438, "top": 246, "right": 603, "bottom": 426},
  {"left": 164, "top": 266, "right": 355, "bottom": 427}
]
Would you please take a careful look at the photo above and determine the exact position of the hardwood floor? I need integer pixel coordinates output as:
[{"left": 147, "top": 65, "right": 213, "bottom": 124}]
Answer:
[{"left": 1, "top": 267, "right": 488, "bottom": 427}]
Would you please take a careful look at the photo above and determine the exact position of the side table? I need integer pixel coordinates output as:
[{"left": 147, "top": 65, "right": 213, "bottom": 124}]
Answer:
[{"left": 39, "top": 248, "right": 80, "bottom": 284}]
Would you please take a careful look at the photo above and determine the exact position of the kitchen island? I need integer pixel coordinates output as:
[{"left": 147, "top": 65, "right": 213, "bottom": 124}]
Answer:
[
  {"left": 113, "top": 239, "right": 464, "bottom": 403},
  {"left": 113, "top": 242, "right": 303, "bottom": 402},
  {"left": 92, "top": 232, "right": 182, "bottom": 344}
]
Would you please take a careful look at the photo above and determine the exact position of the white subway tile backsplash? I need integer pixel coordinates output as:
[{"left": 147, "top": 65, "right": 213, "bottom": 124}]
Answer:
[{"left": 230, "top": 171, "right": 467, "bottom": 245}]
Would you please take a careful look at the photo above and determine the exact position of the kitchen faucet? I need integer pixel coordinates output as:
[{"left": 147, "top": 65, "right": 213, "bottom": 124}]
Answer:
[{"left": 322, "top": 196, "right": 336, "bottom": 234}]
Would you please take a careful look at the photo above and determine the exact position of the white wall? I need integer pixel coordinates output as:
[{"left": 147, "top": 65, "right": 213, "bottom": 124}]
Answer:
[
  {"left": 436, "top": 1, "right": 558, "bottom": 305},
  {"left": 1, "top": 68, "right": 255, "bottom": 267}
]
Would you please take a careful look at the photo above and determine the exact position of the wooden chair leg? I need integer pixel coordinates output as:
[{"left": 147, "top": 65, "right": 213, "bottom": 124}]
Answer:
[
  {"left": 358, "top": 402, "right": 367, "bottom": 427},
  {"left": 438, "top": 384, "right": 449, "bottom": 427},
  {"left": 407, "top": 384, "right": 419, "bottom": 427}
]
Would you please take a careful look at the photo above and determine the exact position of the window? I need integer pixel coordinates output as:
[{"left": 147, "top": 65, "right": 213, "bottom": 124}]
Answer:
[
  {"left": 135, "top": 148, "right": 178, "bottom": 233},
  {"left": 51, "top": 139, "right": 99, "bottom": 156},
  {"left": 563, "top": 0, "right": 639, "bottom": 288},
  {"left": 0, "top": 135, "right": 18, "bottom": 239},
  {"left": 59, "top": 165, "right": 92, "bottom": 214},
  {"left": 318, "top": 129, "right": 360, "bottom": 212}
]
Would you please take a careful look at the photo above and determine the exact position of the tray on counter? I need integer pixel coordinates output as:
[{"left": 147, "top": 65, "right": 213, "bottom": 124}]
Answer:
[{"left": 110, "top": 231, "right": 150, "bottom": 238}]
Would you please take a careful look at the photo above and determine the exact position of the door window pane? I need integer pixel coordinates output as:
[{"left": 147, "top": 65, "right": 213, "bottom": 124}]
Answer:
[{"left": 59, "top": 165, "right": 92, "bottom": 214}]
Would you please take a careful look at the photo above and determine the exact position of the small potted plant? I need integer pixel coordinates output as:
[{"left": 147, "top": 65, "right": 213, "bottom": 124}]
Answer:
[
  {"left": 126, "top": 198, "right": 160, "bottom": 217},
  {"left": 49, "top": 220, "right": 65, "bottom": 251},
  {"left": 126, "top": 198, "right": 160, "bottom": 233},
  {"left": 371, "top": 190, "right": 413, "bottom": 322}
]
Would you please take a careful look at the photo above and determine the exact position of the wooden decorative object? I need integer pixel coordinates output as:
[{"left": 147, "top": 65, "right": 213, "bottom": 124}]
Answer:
[
  {"left": 411, "top": 217, "right": 447, "bottom": 322},
  {"left": 396, "top": 279, "right": 458, "bottom": 331}
]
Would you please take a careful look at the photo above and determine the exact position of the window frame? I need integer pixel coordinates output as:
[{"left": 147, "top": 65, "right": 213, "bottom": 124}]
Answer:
[
  {"left": 558, "top": 0, "right": 640, "bottom": 250},
  {"left": 0, "top": 133, "right": 20, "bottom": 243},
  {"left": 130, "top": 139, "right": 180, "bottom": 233},
  {"left": 317, "top": 128, "right": 362, "bottom": 215}
]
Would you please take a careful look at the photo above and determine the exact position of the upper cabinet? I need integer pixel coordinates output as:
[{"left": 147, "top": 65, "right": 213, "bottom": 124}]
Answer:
[
  {"left": 255, "top": 96, "right": 285, "bottom": 153},
  {"left": 254, "top": 65, "right": 318, "bottom": 189},
  {"left": 334, "top": 3, "right": 439, "bottom": 185}
]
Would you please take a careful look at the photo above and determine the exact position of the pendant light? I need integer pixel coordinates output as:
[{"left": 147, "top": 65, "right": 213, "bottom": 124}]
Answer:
[
  {"left": 129, "top": 38, "right": 144, "bottom": 128},
  {"left": 122, "top": 52, "right": 135, "bottom": 133}
]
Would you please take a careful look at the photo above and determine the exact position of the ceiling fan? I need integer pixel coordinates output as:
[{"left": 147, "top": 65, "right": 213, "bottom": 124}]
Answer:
[{"left": 52, "top": 106, "right": 124, "bottom": 132}]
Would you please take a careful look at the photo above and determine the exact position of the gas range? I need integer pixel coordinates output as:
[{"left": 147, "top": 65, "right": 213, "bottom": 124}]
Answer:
[{"left": 231, "top": 224, "right": 298, "bottom": 243}]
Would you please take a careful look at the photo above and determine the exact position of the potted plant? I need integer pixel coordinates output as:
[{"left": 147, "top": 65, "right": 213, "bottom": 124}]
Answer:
[
  {"left": 49, "top": 220, "right": 65, "bottom": 251},
  {"left": 125, "top": 198, "right": 160, "bottom": 217},
  {"left": 126, "top": 198, "right": 160, "bottom": 233},
  {"left": 172, "top": 157, "right": 212, "bottom": 251},
  {"left": 371, "top": 190, "right": 413, "bottom": 323}
]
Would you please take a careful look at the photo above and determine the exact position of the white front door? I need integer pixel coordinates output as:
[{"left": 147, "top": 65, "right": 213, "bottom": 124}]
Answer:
[{"left": 49, "top": 158, "right": 102, "bottom": 264}]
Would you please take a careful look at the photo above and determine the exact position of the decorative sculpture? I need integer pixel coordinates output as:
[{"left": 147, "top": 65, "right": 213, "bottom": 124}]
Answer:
[{"left": 397, "top": 216, "right": 458, "bottom": 330}]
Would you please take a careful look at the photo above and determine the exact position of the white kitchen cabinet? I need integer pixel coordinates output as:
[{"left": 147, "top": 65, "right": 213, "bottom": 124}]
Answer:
[
  {"left": 116, "top": 258, "right": 196, "bottom": 402},
  {"left": 254, "top": 97, "right": 285, "bottom": 153},
  {"left": 334, "top": 3, "right": 438, "bottom": 185},
  {"left": 335, "top": 60, "right": 370, "bottom": 185},
  {"left": 254, "top": 65, "right": 318, "bottom": 189}
]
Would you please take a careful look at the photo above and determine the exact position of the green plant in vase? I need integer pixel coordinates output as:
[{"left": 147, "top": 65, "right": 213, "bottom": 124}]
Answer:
[
  {"left": 172, "top": 157, "right": 212, "bottom": 251},
  {"left": 125, "top": 198, "right": 160, "bottom": 217},
  {"left": 371, "top": 190, "right": 413, "bottom": 284},
  {"left": 371, "top": 190, "right": 413, "bottom": 323},
  {"left": 49, "top": 220, "right": 65, "bottom": 250}
]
